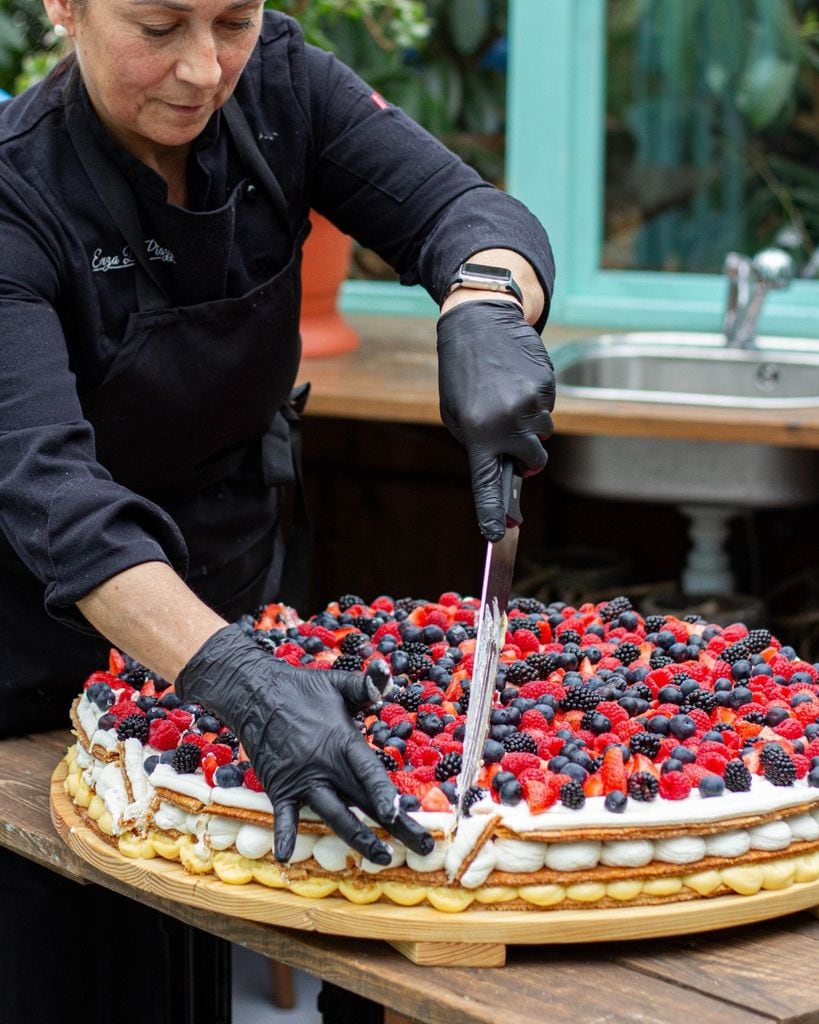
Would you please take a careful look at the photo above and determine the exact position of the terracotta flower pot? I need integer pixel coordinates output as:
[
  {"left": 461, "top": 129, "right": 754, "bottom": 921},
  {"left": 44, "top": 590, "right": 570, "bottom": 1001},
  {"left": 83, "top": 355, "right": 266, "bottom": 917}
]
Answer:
[{"left": 299, "top": 212, "right": 360, "bottom": 358}]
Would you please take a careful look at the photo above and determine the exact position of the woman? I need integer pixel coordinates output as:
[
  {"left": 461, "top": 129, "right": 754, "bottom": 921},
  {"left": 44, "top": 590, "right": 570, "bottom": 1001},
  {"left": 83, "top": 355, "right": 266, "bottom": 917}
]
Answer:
[{"left": 0, "top": 1, "right": 555, "bottom": 1019}]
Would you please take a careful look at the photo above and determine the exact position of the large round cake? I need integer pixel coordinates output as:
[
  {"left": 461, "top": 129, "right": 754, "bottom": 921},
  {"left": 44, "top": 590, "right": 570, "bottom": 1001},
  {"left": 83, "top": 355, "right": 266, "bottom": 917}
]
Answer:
[{"left": 63, "top": 593, "right": 819, "bottom": 912}]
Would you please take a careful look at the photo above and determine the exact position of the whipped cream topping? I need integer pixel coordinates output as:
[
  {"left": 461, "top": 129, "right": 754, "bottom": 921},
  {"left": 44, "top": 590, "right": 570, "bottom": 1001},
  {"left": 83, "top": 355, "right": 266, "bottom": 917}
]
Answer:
[
  {"left": 544, "top": 841, "right": 602, "bottom": 872},
  {"left": 599, "top": 839, "right": 654, "bottom": 868},
  {"left": 703, "top": 830, "right": 751, "bottom": 859}
]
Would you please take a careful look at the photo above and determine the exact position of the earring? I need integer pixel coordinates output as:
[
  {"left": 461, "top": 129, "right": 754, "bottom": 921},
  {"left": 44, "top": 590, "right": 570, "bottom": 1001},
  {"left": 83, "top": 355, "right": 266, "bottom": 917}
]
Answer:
[{"left": 53, "top": 23, "right": 68, "bottom": 37}]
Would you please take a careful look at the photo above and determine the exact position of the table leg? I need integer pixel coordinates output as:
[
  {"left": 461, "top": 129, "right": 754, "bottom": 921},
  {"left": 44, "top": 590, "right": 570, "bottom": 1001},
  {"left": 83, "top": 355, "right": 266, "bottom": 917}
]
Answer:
[
  {"left": 269, "top": 960, "right": 296, "bottom": 1009},
  {"left": 384, "top": 1012, "right": 421, "bottom": 1024}
]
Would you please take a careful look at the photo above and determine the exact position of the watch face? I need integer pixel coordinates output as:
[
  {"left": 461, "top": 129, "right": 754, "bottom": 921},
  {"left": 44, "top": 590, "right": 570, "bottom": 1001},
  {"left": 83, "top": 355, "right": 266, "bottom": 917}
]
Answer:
[{"left": 461, "top": 262, "right": 513, "bottom": 283}]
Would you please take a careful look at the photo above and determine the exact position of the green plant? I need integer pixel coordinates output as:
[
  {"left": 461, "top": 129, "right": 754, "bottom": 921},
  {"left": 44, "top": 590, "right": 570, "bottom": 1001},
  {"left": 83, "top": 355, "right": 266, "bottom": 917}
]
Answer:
[{"left": 604, "top": 0, "right": 819, "bottom": 274}]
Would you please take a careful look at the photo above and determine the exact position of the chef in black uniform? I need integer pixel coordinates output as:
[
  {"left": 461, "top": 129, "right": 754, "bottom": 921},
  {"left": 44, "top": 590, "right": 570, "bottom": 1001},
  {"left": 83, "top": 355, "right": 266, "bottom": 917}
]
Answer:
[{"left": 0, "top": 1, "right": 555, "bottom": 1020}]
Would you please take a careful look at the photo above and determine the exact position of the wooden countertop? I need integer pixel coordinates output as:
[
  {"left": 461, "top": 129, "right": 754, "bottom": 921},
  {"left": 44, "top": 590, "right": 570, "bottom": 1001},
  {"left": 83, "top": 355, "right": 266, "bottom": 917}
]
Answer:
[
  {"left": 7, "top": 729, "right": 819, "bottom": 1024},
  {"left": 297, "top": 316, "right": 819, "bottom": 449}
]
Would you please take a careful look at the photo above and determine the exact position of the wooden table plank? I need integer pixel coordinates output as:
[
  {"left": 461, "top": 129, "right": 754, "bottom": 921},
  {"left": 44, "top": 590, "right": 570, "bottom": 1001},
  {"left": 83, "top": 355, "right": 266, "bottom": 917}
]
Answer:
[
  {"left": 3, "top": 730, "right": 819, "bottom": 1024},
  {"left": 296, "top": 316, "right": 819, "bottom": 448}
]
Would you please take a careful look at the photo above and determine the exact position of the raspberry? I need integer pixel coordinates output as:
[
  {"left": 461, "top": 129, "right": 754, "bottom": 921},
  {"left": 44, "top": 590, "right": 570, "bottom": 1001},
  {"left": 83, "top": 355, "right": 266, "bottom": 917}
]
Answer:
[
  {"left": 500, "top": 752, "right": 541, "bottom": 776},
  {"left": 518, "top": 679, "right": 565, "bottom": 701},
  {"left": 792, "top": 754, "right": 810, "bottom": 779},
  {"left": 686, "top": 708, "right": 712, "bottom": 733},
  {"left": 390, "top": 772, "right": 426, "bottom": 797},
  {"left": 658, "top": 770, "right": 692, "bottom": 800},
  {"left": 519, "top": 709, "right": 551, "bottom": 732},
  {"left": 512, "top": 628, "right": 540, "bottom": 654},
  {"left": 412, "top": 765, "right": 437, "bottom": 783},
  {"left": 681, "top": 763, "right": 711, "bottom": 785},
  {"left": 148, "top": 719, "right": 181, "bottom": 751},
  {"left": 243, "top": 767, "right": 265, "bottom": 792},
  {"left": 379, "top": 703, "right": 411, "bottom": 726},
  {"left": 308, "top": 625, "right": 338, "bottom": 648},
  {"left": 772, "top": 718, "right": 804, "bottom": 740},
  {"left": 108, "top": 700, "right": 142, "bottom": 721},
  {"left": 165, "top": 708, "right": 194, "bottom": 731},
  {"left": 180, "top": 731, "right": 208, "bottom": 749},
  {"left": 201, "top": 742, "right": 233, "bottom": 766}
]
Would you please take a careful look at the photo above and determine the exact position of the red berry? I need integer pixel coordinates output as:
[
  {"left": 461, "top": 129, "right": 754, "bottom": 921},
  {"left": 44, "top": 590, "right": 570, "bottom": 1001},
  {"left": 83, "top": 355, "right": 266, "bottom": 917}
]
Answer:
[{"left": 658, "top": 770, "right": 692, "bottom": 800}]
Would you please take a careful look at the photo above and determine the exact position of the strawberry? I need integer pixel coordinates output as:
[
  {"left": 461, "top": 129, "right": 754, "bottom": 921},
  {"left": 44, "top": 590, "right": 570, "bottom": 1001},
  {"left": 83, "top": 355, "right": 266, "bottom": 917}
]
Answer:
[
  {"left": 108, "top": 649, "right": 126, "bottom": 675},
  {"left": 243, "top": 766, "right": 265, "bottom": 792},
  {"left": 583, "top": 773, "right": 604, "bottom": 797},
  {"left": 522, "top": 776, "right": 559, "bottom": 813},
  {"left": 201, "top": 752, "right": 218, "bottom": 786},
  {"left": 420, "top": 786, "right": 451, "bottom": 812},
  {"left": 628, "top": 752, "right": 660, "bottom": 779},
  {"left": 148, "top": 719, "right": 181, "bottom": 751},
  {"left": 600, "top": 746, "right": 627, "bottom": 794}
]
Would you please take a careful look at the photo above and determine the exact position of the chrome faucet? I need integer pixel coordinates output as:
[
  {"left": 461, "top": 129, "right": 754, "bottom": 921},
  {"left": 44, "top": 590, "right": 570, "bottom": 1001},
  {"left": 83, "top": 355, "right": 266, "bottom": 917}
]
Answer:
[{"left": 723, "top": 247, "right": 794, "bottom": 348}]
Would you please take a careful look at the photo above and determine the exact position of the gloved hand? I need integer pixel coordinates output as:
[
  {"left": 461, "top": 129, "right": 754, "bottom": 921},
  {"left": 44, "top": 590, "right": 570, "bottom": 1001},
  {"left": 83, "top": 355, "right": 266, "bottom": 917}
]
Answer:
[
  {"left": 175, "top": 623, "right": 433, "bottom": 864},
  {"left": 437, "top": 300, "right": 556, "bottom": 541}
]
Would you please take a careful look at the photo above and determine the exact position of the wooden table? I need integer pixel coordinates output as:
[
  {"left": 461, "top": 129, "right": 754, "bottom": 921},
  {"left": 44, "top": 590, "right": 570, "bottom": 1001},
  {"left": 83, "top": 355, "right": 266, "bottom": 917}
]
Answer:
[
  {"left": 6, "top": 729, "right": 819, "bottom": 1024},
  {"left": 299, "top": 316, "right": 819, "bottom": 448}
]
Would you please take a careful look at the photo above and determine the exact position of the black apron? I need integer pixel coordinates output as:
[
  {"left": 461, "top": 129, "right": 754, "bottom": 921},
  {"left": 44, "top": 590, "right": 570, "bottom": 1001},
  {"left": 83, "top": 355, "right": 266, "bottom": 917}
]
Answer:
[{"left": 0, "top": 92, "right": 309, "bottom": 737}]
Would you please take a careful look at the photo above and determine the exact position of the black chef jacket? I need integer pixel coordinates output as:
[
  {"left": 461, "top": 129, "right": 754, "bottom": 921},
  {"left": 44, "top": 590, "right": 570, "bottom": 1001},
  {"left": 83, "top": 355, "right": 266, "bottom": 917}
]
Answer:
[{"left": 0, "top": 11, "right": 554, "bottom": 734}]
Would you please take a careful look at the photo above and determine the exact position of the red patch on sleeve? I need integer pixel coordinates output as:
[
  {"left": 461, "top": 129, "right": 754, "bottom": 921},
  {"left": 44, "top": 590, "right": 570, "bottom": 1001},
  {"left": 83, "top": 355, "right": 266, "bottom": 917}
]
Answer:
[{"left": 369, "top": 91, "right": 389, "bottom": 110}]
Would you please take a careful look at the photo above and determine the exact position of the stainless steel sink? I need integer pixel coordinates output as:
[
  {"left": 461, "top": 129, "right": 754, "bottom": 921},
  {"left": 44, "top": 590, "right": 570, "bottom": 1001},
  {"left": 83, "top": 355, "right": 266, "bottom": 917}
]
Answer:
[
  {"left": 549, "top": 331, "right": 819, "bottom": 593},
  {"left": 552, "top": 332, "right": 819, "bottom": 409}
]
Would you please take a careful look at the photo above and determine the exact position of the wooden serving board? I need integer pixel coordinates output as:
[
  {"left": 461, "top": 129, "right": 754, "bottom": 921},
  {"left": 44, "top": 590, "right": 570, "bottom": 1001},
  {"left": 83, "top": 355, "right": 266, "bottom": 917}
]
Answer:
[{"left": 50, "top": 761, "right": 819, "bottom": 967}]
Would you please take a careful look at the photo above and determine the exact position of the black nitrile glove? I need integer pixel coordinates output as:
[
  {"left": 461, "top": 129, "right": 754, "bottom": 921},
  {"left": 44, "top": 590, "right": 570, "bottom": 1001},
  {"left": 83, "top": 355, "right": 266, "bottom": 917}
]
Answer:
[
  {"left": 175, "top": 623, "right": 433, "bottom": 864},
  {"left": 437, "top": 300, "right": 556, "bottom": 541}
]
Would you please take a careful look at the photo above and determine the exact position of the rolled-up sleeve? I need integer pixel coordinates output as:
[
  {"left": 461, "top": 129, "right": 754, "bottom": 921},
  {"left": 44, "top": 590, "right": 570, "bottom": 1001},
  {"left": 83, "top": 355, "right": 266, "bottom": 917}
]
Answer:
[
  {"left": 303, "top": 46, "right": 555, "bottom": 330},
  {"left": 0, "top": 173, "right": 187, "bottom": 627}
]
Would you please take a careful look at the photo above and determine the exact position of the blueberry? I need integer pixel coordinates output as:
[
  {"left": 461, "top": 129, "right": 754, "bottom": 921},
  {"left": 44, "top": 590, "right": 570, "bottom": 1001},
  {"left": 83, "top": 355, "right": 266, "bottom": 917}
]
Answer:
[
  {"left": 159, "top": 692, "right": 183, "bottom": 710},
  {"left": 483, "top": 739, "right": 505, "bottom": 764},
  {"left": 750, "top": 663, "right": 772, "bottom": 677},
  {"left": 399, "top": 793, "right": 421, "bottom": 812},
  {"left": 390, "top": 650, "right": 409, "bottom": 675},
  {"left": 702, "top": 730, "right": 725, "bottom": 744},
  {"left": 398, "top": 623, "right": 423, "bottom": 644},
  {"left": 661, "top": 758, "right": 684, "bottom": 774},
  {"left": 489, "top": 723, "right": 515, "bottom": 742},
  {"left": 562, "top": 762, "right": 588, "bottom": 783},
  {"left": 391, "top": 720, "right": 413, "bottom": 740},
  {"left": 808, "top": 767, "right": 819, "bottom": 788},
  {"left": 702, "top": 626, "right": 722, "bottom": 642},
  {"left": 490, "top": 708, "right": 509, "bottom": 726},
  {"left": 730, "top": 686, "right": 753, "bottom": 709},
  {"left": 805, "top": 724, "right": 819, "bottom": 741},
  {"left": 444, "top": 625, "right": 468, "bottom": 648},
  {"left": 556, "top": 652, "right": 578, "bottom": 670},
  {"left": 618, "top": 611, "right": 640, "bottom": 631},
  {"left": 765, "top": 707, "right": 789, "bottom": 727},
  {"left": 549, "top": 756, "right": 569, "bottom": 773},
  {"left": 698, "top": 776, "right": 725, "bottom": 798},
  {"left": 377, "top": 637, "right": 397, "bottom": 655},
  {"left": 779, "top": 646, "right": 797, "bottom": 660},
  {"left": 439, "top": 781, "right": 458, "bottom": 804},
  {"left": 505, "top": 707, "right": 522, "bottom": 727},
  {"left": 452, "top": 723, "right": 466, "bottom": 742},
  {"left": 500, "top": 687, "right": 520, "bottom": 706},
  {"left": 657, "top": 685, "right": 684, "bottom": 705},
  {"left": 416, "top": 712, "right": 444, "bottom": 737},
  {"left": 656, "top": 630, "right": 676, "bottom": 650},
  {"left": 604, "top": 791, "right": 628, "bottom": 813},
  {"left": 669, "top": 643, "right": 689, "bottom": 662},
  {"left": 790, "top": 671, "right": 814, "bottom": 688},
  {"left": 143, "top": 755, "right": 159, "bottom": 775},
  {"left": 146, "top": 706, "right": 167, "bottom": 721},
  {"left": 214, "top": 764, "right": 244, "bottom": 788},
  {"left": 499, "top": 779, "right": 523, "bottom": 806},
  {"left": 384, "top": 737, "right": 406, "bottom": 756},
  {"left": 668, "top": 714, "right": 696, "bottom": 740},
  {"left": 647, "top": 715, "right": 670, "bottom": 735},
  {"left": 584, "top": 647, "right": 603, "bottom": 664},
  {"left": 618, "top": 697, "right": 646, "bottom": 718},
  {"left": 423, "top": 693, "right": 443, "bottom": 706},
  {"left": 86, "top": 681, "right": 115, "bottom": 711},
  {"left": 671, "top": 745, "right": 696, "bottom": 764},
  {"left": 679, "top": 678, "right": 699, "bottom": 696},
  {"left": 97, "top": 712, "right": 116, "bottom": 731},
  {"left": 159, "top": 749, "right": 176, "bottom": 764},
  {"left": 196, "top": 714, "right": 222, "bottom": 733},
  {"left": 421, "top": 624, "right": 445, "bottom": 645},
  {"left": 587, "top": 713, "right": 612, "bottom": 735},
  {"left": 491, "top": 770, "right": 516, "bottom": 792},
  {"left": 713, "top": 677, "right": 733, "bottom": 692},
  {"left": 135, "top": 694, "right": 158, "bottom": 712},
  {"left": 537, "top": 694, "right": 559, "bottom": 711},
  {"left": 791, "top": 693, "right": 815, "bottom": 708},
  {"left": 731, "top": 660, "right": 752, "bottom": 681}
]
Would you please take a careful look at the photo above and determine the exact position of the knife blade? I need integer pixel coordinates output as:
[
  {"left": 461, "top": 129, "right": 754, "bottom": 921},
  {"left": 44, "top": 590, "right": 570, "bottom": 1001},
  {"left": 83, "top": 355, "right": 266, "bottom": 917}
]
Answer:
[{"left": 456, "top": 461, "right": 523, "bottom": 824}]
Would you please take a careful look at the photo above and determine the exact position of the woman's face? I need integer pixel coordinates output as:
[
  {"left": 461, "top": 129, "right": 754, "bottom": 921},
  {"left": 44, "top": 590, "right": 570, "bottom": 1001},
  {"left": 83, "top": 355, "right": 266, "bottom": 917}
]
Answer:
[{"left": 53, "top": 0, "right": 264, "bottom": 162}]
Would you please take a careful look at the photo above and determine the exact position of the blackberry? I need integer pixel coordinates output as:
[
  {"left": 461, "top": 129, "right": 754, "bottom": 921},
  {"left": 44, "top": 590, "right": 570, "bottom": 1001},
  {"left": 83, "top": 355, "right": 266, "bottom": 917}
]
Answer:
[
  {"left": 509, "top": 597, "right": 547, "bottom": 614},
  {"left": 644, "top": 615, "right": 667, "bottom": 633},
  {"left": 508, "top": 617, "right": 540, "bottom": 634},
  {"left": 171, "top": 743, "right": 201, "bottom": 774},
  {"left": 559, "top": 781, "right": 586, "bottom": 809},
  {"left": 743, "top": 711, "right": 766, "bottom": 725},
  {"left": 683, "top": 689, "right": 719, "bottom": 714},
  {"left": 600, "top": 596, "right": 632, "bottom": 622},
  {"left": 394, "top": 684, "right": 425, "bottom": 712},
  {"left": 627, "top": 683, "right": 652, "bottom": 702},
  {"left": 462, "top": 785, "right": 487, "bottom": 815},
  {"left": 116, "top": 713, "right": 149, "bottom": 742},
  {"left": 338, "top": 594, "right": 366, "bottom": 610},
  {"left": 558, "top": 629, "right": 582, "bottom": 646},
  {"left": 526, "top": 652, "right": 556, "bottom": 677},
  {"left": 460, "top": 624, "right": 478, "bottom": 641},
  {"left": 502, "top": 731, "right": 538, "bottom": 754},
  {"left": 649, "top": 650, "right": 674, "bottom": 670},
  {"left": 121, "top": 666, "right": 151, "bottom": 688},
  {"left": 723, "top": 759, "right": 753, "bottom": 793},
  {"left": 560, "top": 685, "right": 601, "bottom": 712},
  {"left": 406, "top": 651, "right": 433, "bottom": 681},
  {"left": 629, "top": 732, "right": 661, "bottom": 758},
  {"left": 375, "top": 749, "right": 399, "bottom": 771},
  {"left": 401, "top": 640, "right": 432, "bottom": 657},
  {"left": 435, "top": 751, "right": 463, "bottom": 781},
  {"left": 340, "top": 632, "right": 369, "bottom": 654},
  {"left": 505, "top": 661, "right": 538, "bottom": 685},
  {"left": 760, "top": 744, "right": 797, "bottom": 786},
  {"left": 627, "top": 771, "right": 659, "bottom": 801},
  {"left": 333, "top": 652, "right": 363, "bottom": 672},
  {"left": 682, "top": 613, "right": 707, "bottom": 624},
  {"left": 745, "top": 629, "right": 773, "bottom": 654},
  {"left": 347, "top": 616, "right": 378, "bottom": 635},
  {"left": 722, "top": 641, "right": 751, "bottom": 665},
  {"left": 587, "top": 755, "right": 604, "bottom": 773},
  {"left": 615, "top": 642, "right": 641, "bottom": 667},
  {"left": 393, "top": 597, "right": 424, "bottom": 614},
  {"left": 219, "top": 730, "right": 239, "bottom": 749}
]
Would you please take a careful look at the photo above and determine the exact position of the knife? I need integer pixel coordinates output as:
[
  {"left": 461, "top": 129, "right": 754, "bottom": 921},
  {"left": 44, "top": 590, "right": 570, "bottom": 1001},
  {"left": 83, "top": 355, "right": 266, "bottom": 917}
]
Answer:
[{"left": 455, "top": 460, "right": 523, "bottom": 824}]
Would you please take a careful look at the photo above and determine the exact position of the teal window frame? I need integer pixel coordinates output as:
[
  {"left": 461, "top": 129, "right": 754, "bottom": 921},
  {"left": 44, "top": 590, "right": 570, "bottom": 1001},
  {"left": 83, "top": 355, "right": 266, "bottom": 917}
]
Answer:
[{"left": 342, "top": 0, "right": 819, "bottom": 338}]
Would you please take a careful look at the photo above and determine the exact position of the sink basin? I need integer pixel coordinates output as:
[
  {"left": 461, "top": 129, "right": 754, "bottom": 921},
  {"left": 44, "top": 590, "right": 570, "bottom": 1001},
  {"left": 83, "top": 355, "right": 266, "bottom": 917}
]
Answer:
[
  {"left": 549, "top": 332, "right": 819, "bottom": 511},
  {"left": 552, "top": 331, "right": 819, "bottom": 409}
]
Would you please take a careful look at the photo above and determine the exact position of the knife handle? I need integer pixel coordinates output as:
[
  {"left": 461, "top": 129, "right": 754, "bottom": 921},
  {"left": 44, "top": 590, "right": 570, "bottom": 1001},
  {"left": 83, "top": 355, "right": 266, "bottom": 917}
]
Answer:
[{"left": 501, "top": 459, "right": 523, "bottom": 528}]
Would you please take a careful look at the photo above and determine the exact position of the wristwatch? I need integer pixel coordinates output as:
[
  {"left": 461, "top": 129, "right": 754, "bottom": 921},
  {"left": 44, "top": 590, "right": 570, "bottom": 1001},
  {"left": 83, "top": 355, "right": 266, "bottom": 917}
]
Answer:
[{"left": 442, "top": 261, "right": 524, "bottom": 308}]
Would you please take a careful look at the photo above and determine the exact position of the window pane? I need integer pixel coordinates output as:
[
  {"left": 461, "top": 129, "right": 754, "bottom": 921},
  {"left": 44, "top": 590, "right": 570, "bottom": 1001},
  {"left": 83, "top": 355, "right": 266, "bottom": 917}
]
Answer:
[{"left": 603, "top": 0, "right": 819, "bottom": 275}]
